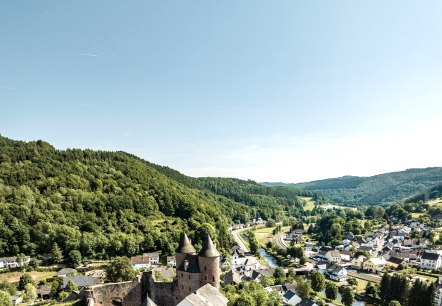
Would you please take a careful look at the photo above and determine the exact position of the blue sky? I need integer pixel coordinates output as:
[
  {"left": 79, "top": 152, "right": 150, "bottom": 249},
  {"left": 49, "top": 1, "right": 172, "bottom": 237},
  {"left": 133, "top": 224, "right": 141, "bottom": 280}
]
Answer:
[{"left": 1, "top": 0, "right": 441, "bottom": 182}]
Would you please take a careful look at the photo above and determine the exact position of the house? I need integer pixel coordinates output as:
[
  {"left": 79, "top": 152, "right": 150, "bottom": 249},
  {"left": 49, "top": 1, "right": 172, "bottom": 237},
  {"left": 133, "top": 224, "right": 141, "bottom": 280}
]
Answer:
[
  {"left": 62, "top": 276, "right": 100, "bottom": 289},
  {"left": 0, "top": 256, "right": 30, "bottom": 269},
  {"left": 387, "top": 257, "right": 404, "bottom": 269},
  {"left": 167, "top": 256, "right": 176, "bottom": 267},
  {"left": 362, "top": 257, "right": 387, "bottom": 273},
  {"left": 145, "top": 253, "right": 160, "bottom": 265},
  {"left": 131, "top": 254, "right": 151, "bottom": 269},
  {"left": 224, "top": 269, "right": 242, "bottom": 286},
  {"left": 420, "top": 252, "right": 442, "bottom": 270},
  {"left": 231, "top": 250, "right": 260, "bottom": 271},
  {"left": 57, "top": 268, "right": 77, "bottom": 277},
  {"left": 282, "top": 290, "right": 302, "bottom": 306},
  {"left": 316, "top": 261, "right": 332, "bottom": 275},
  {"left": 340, "top": 251, "right": 352, "bottom": 262},
  {"left": 327, "top": 265, "right": 348, "bottom": 282},
  {"left": 351, "top": 255, "right": 367, "bottom": 270},
  {"left": 387, "top": 250, "right": 419, "bottom": 263},
  {"left": 345, "top": 232, "right": 355, "bottom": 241},
  {"left": 319, "top": 250, "right": 341, "bottom": 263},
  {"left": 36, "top": 285, "right": 52, "bottom": 299},
  {"left": 176, "top": 283, "right": 228, "bottom": 306}
]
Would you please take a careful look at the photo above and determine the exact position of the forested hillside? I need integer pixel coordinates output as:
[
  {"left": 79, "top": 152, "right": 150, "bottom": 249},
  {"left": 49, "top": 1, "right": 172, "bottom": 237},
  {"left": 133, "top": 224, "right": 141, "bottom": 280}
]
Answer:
[
  {"left": 0, "top": 135, "right": 311, "bottom": 259},
  {"left": 405, "top": 183, "right": 442, "bottom": 203},
  {"left": 293, "top": 168, "right": 442, "bottom": 205}
]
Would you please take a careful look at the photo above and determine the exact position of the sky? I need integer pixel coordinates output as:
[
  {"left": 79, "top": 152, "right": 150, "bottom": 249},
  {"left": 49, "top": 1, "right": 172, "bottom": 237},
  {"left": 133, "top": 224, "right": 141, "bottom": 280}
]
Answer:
[{"left": 1, "top": 1, "right": 442, "bottom": 183}]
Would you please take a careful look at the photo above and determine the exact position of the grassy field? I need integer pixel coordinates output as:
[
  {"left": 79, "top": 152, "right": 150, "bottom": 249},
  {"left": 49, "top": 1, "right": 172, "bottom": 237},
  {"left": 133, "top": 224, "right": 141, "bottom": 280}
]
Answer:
[
  {"left": 428, "top": 198, "right": 442, "bottom": 206},
  {"left": 299, "top": 196, "right": 316, "bottom": 211},
  {"left": 0, "top": 271, "right": 56, "bottom": 283}
]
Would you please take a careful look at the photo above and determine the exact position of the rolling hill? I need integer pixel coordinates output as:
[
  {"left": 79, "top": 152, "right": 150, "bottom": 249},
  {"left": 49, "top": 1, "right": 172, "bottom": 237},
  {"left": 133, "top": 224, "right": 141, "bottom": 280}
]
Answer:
[
  {"left": 291, "top": 168, "right": 442, "bottom": 205},
  {"left": 0, "top": 135, "right": 313, "bottom": 258}
]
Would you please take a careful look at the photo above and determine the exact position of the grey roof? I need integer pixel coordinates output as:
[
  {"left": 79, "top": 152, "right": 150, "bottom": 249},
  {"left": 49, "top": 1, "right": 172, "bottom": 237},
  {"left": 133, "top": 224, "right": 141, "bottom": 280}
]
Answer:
[
  {"left": 421, "top": 252, "right": 441, "bottom": 261},
  {"left": 176, "top": 233, "right": 196, "bottom": 254},
  {"left": 178, "top": 284, "right": 228, "bottom": 306},
  {"left": 62, "top": 276, "right": 99, "bottom": 288},
  {"left": 57, "top": 268, "right": 77, "bottom": 276},
  {"left": 177, "top": 254, "right": 200, "bottom": 273},
  {"left": 199, "top": 235, "right": 220, "bottom": 257},
  {"left": 283, "top": 290, "right": 296, "bottom": 300}
]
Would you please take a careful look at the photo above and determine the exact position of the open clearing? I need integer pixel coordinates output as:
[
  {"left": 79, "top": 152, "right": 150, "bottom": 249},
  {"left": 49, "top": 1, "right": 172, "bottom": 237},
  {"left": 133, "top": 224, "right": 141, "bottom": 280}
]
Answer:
[{"left": 0, "top": 271, "right": 56, "bottom": 283}]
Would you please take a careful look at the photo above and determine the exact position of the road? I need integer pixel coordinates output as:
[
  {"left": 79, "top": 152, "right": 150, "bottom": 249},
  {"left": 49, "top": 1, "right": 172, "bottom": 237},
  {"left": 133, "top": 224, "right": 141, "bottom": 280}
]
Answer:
[
  {"left": 275, "top": 232, "right": 288, "bottom": 249},
  {"left": 231, "top": 229, "right": 249, "bottom": 253}
]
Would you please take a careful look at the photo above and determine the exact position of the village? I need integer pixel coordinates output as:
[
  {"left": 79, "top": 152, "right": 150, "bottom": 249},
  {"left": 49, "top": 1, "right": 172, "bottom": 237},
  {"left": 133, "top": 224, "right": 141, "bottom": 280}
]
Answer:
[{"left": 2, "top": 210, "right": 442, "bottom": 306}]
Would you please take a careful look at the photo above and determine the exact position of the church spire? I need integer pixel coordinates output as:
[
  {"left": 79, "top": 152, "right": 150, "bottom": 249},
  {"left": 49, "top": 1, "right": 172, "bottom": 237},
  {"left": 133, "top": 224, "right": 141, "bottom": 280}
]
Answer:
[
  {"left": 176, "top": 232, "right": 196, "bottom": 254},
  {"left": 199, "top": 235, "right": 220, "bottom": 257}
]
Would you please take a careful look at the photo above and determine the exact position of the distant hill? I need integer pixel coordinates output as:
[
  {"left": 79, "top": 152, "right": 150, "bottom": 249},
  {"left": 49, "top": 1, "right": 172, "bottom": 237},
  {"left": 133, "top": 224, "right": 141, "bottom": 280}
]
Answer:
[
  {"left": 0, "top": 135, "right": 314, "bottom": 258},
  {"left": 291, "top": 168, "right": 442, "bottom": 205}
]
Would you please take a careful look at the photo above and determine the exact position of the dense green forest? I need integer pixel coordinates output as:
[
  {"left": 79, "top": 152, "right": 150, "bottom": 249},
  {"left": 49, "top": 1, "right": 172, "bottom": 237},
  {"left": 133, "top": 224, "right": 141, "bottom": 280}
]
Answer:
[
  {"left": 405, "top": 183, "right": 442, "bottom": 203},
  {"left": 291, "top": 168, "right": 442, "bottom": 205},
  {"left": 0, "top": 135, "right": 313, "bottom": 259}
]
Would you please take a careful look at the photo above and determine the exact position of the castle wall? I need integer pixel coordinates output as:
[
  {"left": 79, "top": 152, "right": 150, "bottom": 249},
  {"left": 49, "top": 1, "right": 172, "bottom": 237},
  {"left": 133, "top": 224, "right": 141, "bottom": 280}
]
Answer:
[
  {"left": 89, "top": 278, "right": 143, "bottom": 306},
  {"left": 175, "top": 270, "right": 202, "bottom": 303},
  {"left": 145, "top": 271, "right": 176, "bottom": 306}
]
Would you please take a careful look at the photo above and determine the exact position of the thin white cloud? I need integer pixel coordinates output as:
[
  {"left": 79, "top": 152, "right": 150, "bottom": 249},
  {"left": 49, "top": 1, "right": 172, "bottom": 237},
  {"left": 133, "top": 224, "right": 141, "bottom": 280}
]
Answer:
[{"left": 0, "top": 86, "right": 18, "bottom": 90}]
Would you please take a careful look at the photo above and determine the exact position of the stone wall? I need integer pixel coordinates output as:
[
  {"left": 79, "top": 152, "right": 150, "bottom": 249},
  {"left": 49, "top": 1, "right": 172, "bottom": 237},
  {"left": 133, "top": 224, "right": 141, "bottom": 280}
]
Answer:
[
  {"left": 144, "top": 271, "right": 176, "bottom": 306},
  {"left": 89, "top": 275, "right": 146, "bottom": 306}
]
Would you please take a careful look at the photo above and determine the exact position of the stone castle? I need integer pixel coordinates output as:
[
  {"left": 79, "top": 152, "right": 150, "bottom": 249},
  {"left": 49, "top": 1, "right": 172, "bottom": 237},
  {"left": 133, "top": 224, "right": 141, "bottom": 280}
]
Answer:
[{"left": 85, "top": 233, "right": 221, "bottom": 306}]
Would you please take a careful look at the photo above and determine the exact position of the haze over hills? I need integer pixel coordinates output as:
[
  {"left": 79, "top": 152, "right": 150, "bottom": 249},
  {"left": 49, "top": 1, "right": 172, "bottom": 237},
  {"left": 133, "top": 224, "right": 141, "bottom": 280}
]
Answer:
[
  {"left": 265, "top": 168, "right": 442, "bottom": 206},
  {"left": 0, "top": 135, "right": 316, "bottom": 258}
]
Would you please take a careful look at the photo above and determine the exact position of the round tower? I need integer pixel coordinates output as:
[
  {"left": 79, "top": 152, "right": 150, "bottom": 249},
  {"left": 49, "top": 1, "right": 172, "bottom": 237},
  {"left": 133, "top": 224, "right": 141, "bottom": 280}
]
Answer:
[
  {"left": 198, "top": 235, "right": 220, "bottom": 288},
  {"left": 175, "top": 232, "right": 196, "bottom": 269}
]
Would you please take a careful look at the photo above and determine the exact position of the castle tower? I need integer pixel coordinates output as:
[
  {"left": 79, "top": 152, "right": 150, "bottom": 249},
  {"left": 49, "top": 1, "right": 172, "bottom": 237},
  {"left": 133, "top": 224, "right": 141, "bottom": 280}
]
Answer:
[
  {"left": 198, "top": 235, "right": 220, "bottom": 288},
  {"left": 175, "top": 232, "right": 196, "bottom": 269}
]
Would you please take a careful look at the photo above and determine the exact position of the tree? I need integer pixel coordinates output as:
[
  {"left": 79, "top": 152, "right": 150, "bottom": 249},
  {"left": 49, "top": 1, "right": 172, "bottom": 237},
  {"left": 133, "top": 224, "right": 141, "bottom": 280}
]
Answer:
[
  {"left": 64, "top": 280, "right": 78, "bottom": 292},
  {"left": 0, "top": 290, "right": 12, "bottom": 306},
  {"left": 380, "top": 273, "right": 392, "bottom": 304},
  {"left": 69, "top": 250, "right": 82, "bottom": 267},
  {"left": 287, "top": 268, "right": 295, "bottom": 282},
  {"left": 347, "top": 278, "right": 358, "bottom": 286},
  {"left": 0, "top": 282, "right": 16, "bottom": 296},
  {"left": 310, "top": 270, "right": 326, "bottom": 292},
  {"left": 24, "top": 283, "right": 36, "bottom": 300},
  {"left": 296, "top": 279, "right": 311, "bottom": 299},
  {"left": 388, "top": 301, "right": 401, "bottom": 306},
  {"left": 325, "top": 282, "right": 338, "bottom": 300},
  {"left": 18, "top": 273, "right": 34, "bottom": 291},
  {"left": 105, "top": 257, "right": 137, "bottom": 283},
  {"left": 365, "top": 281, "right": 378, "bottom": 299},
  {"left": 341, "top": 287, "right": 354, "bottom": 306},
  {"left": 51, "top": 243, "right": 63, "bottom": 264},
  {"left": 27, "top": 258, "right": 39, "bottom": 271},
  {"left": 16, "top": 253, "right": 27, "bottom": 267},
  {"left": 234, "top": 293, "right": 256, "bottom": 306},
  {"left": 273, "top": 267, "right": 286, "bottom": 285}
]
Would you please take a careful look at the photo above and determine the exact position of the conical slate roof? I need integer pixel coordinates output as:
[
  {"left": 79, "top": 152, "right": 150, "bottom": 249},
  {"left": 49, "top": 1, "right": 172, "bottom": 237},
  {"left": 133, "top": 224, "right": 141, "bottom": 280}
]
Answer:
[
  {"left": 199, "top": 235, "right": 220, "bottom": 257},
  {"left": 176, "top": 232, "right": 196, "bottom": 254}
]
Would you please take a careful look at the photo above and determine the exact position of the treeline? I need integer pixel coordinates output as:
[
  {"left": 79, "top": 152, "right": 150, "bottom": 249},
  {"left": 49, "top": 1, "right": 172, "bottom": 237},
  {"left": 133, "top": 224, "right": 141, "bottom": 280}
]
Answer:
[
  {"left": 0, "top": 135, "right": 312, "bottom": 259},
  {"left": 378, "top": 273, "right": 434, "bottom": 306}
]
